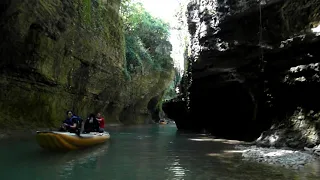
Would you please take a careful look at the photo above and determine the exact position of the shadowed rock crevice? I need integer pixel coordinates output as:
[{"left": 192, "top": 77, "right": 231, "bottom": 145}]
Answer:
[
  {"left": 147, "top": 95, "right": 161, "bottom": 122},
  {"left": 190, "top": 79, "right": 257, "bottom": 140}
]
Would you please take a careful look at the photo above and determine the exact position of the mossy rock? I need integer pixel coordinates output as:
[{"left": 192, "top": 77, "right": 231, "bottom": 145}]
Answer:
[{"left": 0, "top": 0, "right": 175, "bottom": 129}]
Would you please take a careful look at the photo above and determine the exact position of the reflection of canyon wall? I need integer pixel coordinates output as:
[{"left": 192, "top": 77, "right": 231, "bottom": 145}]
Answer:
[{"left": 164, "top": 0, "right": 320, "bottom": 145}]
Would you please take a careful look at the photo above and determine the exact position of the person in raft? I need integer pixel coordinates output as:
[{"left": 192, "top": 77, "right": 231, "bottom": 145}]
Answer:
[
  {"left": 83, "top": 113, "right": 100, "bottom": 133},
  {"left": 96, "top": 112, "right": 105, "bottom": 133},
  {"left": 60, "top": 111, "right": 82, "bottom": 134}
]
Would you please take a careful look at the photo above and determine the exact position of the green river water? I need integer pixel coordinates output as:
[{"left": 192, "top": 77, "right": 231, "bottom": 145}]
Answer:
[{"left": 0, "top": 124, "right": 319, "bottom": 180}]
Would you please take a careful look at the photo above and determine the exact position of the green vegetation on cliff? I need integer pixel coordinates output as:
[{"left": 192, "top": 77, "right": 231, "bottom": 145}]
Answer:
[
  {"left": 121, "top": 1, "right": 173, "bottom": 75},
  {"left": 0, "top": 0, "right": 176, "bottom": 129},
  {"left": 120, "top": 0, "right": 180, "bottom": 104}
]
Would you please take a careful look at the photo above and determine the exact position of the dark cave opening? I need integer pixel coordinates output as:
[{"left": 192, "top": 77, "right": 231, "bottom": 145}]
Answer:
[
  {"left": 189, "top": 75, "right": 261, "bottom": 141},
  {"left": 163, "top": 72, "right": 275, "bottom": 142},
  {"left": 147, "top": 95, "right": 161, "bottom": 122}
]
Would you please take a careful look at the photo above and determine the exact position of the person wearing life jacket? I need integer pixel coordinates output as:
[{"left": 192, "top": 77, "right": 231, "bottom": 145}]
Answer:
[
  {"left": 60, "top": 111, "right": 82, "bottom": 134},
  {"left": 83, "top": 113, "right": 100, "bottom": 133}
]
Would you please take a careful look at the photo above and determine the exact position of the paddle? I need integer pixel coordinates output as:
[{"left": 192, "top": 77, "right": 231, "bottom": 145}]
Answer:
[
  {"left": 71, "top": 115, "right": 84, "bottom": 137},
  {"left": 75, "top": 128, "right": 81, "bottom": 137},
  {"left": 76, "top": 119, "right": 86, "bottom": 138}
]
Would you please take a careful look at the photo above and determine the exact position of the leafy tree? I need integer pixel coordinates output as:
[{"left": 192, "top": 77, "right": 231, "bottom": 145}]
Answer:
[
  {"left": 120, "top": 0, "right": 182, "bottom": 103},
  {"left": 120, "top": 0, "right": 173, "bottom": 74}
]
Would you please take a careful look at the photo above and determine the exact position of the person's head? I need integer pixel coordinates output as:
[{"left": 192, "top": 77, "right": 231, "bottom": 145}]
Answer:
[
  {"left": 97, "top": 113, "right": 102, "bottom": 118},
  {"left": 66, "top": 111, "right": 73, "bottom": 118},
  {"left": 88, "top": 113, "right": 95, "bottom": 120}
]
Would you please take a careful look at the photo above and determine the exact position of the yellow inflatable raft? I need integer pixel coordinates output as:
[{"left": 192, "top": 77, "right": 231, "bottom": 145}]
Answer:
[{"left": 36, "top": 131, "right": 110, "bottom": 151}]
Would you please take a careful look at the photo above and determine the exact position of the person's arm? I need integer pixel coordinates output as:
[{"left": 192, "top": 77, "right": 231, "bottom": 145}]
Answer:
[
  {"left": 69, "top": 123, "right": 77, "bottom": 129},
  {"left": 63, "top": 123, "right": 75, "bottom": 128},
  {"left": 68, "top": 117, "right": 78, "bottom": 129}
]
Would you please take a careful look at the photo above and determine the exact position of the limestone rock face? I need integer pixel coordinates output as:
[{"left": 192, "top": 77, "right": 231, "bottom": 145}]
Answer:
[
  {"left": 0, "top": 0, "right": 174, "bottom": 128},
  {"left": 164, "top": 0, "right": 320, "bottom": 142}
]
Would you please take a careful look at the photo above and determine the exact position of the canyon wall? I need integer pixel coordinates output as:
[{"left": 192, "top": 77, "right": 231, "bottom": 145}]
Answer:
[
  {"left": 164, "top": 0, "right": 320, "bottom": 147},
  {"left": 0, "top": 0, "right": 174, "bottom": 129}
]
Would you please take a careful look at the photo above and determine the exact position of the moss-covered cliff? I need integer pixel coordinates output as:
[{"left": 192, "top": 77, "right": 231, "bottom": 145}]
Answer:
[{"left": 0, "top": 0, "right": 174, "bottom": 129}]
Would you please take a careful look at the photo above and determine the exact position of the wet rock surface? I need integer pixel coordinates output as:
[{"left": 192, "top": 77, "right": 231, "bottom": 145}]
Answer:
[
  {"left": 236, "top": 145, "right": 319, "bottom": 170},
  {"left": 305, "top": 145, "right": 320, "bottom": 156}
]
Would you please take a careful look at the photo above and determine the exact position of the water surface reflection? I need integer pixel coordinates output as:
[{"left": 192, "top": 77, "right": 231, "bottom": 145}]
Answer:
[{"left": 0, "top": 125, "right": 319, "bottom": 180}]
